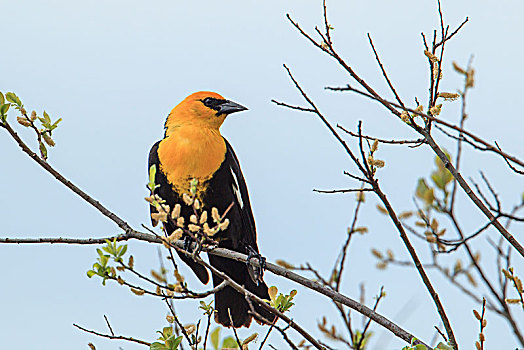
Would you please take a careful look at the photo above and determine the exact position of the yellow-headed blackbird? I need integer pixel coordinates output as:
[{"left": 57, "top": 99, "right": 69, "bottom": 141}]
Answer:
[{"left": 149, "top": 91, "right": 273, "bottom": 327}]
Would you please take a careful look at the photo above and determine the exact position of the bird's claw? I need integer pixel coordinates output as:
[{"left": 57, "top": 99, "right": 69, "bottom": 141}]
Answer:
[
  {"left": 183, "top": 235, "right": 193, "bottom": 252},
  {"left": 246, "top": 246, "right": 266, "bottom": 285}
]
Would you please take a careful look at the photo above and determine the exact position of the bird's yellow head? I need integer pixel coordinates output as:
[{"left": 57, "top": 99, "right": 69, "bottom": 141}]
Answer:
[{"left": 164, "top": 91, "right": 247, "bottom": 133}]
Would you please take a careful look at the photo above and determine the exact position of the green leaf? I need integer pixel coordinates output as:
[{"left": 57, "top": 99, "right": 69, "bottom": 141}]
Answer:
[
  {"left": 39, "top": 142, "right": 48, "bottom": 159},
  {"left": 148, "top": 165, "right": 157, "bottom": 192},
  {"left": 167, "top": 335, "right": 183, "bottom": 350},
  {"left": 162, "top": 326, "right": 173, "bottom": 340},
  {"left": 0, "top": 92, "right": 4, "bottom": 105},
  {"left": 43, "top": 110, "right": 51, "bottom": 123},
  {"left": 413, "top": 344, "right": 428, "bottom": 350},
  {"left": 100, "top": 254, "right": 109, "bottom": 266},
  {"left": 0, "top": 103, "right": 10, "bottom": 120},
  {"left": 5, "top": 92, "right": 22, "bottom": 107},
  {"left": 436, "top": 342, "right": 452, "bottom": 350},
  {"left": 150, "top": 342, "right": 168, "bottom": 350},
  {"left": 210, "top": 328, "right": 220, "bottom": 350},
  {"left": 86, "top": 270, "right": 96, "bottom": 278},
  {"left": 268, "top": 286, "right": 278, "bottom": 302},
  {"left": 415, "top": 178, "right": 430, "bottom": 200},
  {"left": 51, "top": 117, "right": 62, "bottom": 129},
  {"left": 431, "top": 171, "right": 446, "bottom": 190},
  {"left": 119, "top": 244, "right": 128, "bottom": 257},
  {"left": 221, "top": 336, "right": 239, "bottom": 349}
]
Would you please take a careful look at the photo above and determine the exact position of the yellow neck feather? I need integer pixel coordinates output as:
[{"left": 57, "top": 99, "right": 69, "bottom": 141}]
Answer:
[{"left": 158, "top": 125, "right": 226, "bottom": 200}]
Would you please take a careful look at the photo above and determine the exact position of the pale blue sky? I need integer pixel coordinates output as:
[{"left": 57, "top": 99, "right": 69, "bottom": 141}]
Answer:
[{"left": 1, "top": 1, "right": 523, "bottom": 349}]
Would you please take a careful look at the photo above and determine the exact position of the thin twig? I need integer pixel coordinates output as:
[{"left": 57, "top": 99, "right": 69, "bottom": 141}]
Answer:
[
  {"left": 203, "top": 312, "right": 212, "bottom": 350},
  {"left": 326, "top": 84, "right": 524, "bottom": 170},
  {"left": 326, "top": 84, "right": 524, "bottom": 258},
  {"left": 334, "top": 183, "right": 365, "bottom": 291},
  {"left": 73, "top": 323, "right": 150, "bottom": 346},
  {"left": 337, "top": 124, "right": 424, "bottom": 145},
  {"left": 259, "top": 318, "right": 277, "bottom": 350},
  {"left": 104, "top": 315, "right": 115, "bottom": 336},
  {"left": 356, "top": 286, "right": 385, "bottom": 350},
  {"left": 313, "top": 188, "right": 372, "bottom": 194},
  {"left": 367, "top": 33, "right": 406, "bottom": 109},
  {"left": 165, "top": 299, "right": 192, "bottom": 346},
  {"left": 228, "top": 309, "right": 243, "bottom": 348}
]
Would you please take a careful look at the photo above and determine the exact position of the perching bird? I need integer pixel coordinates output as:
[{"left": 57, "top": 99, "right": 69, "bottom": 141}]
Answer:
[{"left": 148, "top": 91, "right": 273, "bottom": 327}]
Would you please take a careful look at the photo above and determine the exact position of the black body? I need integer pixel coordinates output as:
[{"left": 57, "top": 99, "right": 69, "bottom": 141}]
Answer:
[{"left": 149, "top": 138, "right": 273, "bottom": 327}]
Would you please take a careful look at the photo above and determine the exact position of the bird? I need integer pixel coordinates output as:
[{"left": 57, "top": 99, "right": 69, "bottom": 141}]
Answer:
[{"left": 148, "top": 91, "right": 274, "bottom": 327}]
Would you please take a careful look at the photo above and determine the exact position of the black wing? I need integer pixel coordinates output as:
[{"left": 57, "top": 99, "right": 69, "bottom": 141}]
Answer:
[
  {"left": 204, "top": 138, "right": 259, "bottom": 252},
  {"left": 205, "top": 138, "right": 272, "bottom": 327}
]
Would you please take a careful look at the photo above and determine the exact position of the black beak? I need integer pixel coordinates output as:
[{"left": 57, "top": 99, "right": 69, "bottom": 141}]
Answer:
[{"left": 216, "top": 100, "right": 248, "bottom": 116}]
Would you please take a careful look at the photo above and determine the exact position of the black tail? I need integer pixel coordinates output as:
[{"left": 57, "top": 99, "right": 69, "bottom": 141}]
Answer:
[
  {"left": 208, "top": 254, "right": 275, "bottom": 327},
  {"left": 176, "top": 250, "right": 209, "bottom": 284}
]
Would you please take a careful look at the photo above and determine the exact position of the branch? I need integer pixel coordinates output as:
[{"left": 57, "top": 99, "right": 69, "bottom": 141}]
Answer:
[
  {"left": 73, "top": 323, "right": 150, "bottom": 346},
  {"left": 0, "top": 232, "right": 431, "bottom": 349},
  {"left": 313, "top": 188, "right": 372, "bottom": 194},
  {"left": 327, "top": 84, "right": 524, "bottom": 172},
  {"left": 327, "top": 84, "right": 524, "bottom": 258},
  {"left": 337, "top": 124, "right": 424, "bottom": 145},
  {"left": 276, "top": 64, "right": 455, "bottom": 349}
]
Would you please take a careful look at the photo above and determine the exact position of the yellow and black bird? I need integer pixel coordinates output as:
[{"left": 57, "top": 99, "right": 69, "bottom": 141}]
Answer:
[{"left": 148, "top": 91, "right": 273, "bottom": 327}]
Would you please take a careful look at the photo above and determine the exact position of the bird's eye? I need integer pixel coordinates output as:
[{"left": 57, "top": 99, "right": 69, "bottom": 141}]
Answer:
[{"left": 202, "top": 97, "right": 213, "bottom": 106}]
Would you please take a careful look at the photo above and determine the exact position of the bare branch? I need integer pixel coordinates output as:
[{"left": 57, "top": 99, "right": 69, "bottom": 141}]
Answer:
[
  {"left": 313, "top": 188, "right": 372, "bottom": 194},
  {"left": 337, "top": 124, "right": 424, "bottom": 145},
  {"left": 73, "top": 323, "right": 150, "bottom": 346},
  {"left": 367, "top": 33, "right": 406, "bottom": 109}
]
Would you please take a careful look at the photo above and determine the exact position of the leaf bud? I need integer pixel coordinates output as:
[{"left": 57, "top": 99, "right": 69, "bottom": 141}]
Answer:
[
  {"left": 424, "top": 49, "right": 439, "bottom": 63},
  {"left": 171, "top": 204, "right": 181, "bottom": 219},
  {"left": 200, "top": 210, "right": 208, "bottom": 224},
  {"left": 275, "top": 259, "right": 294, "bottom": 269},
  {"left": 182, "top": 193, "right": 193, "bottom": 206},
  {"left": 188, "top": 224, "right": 200, "bottom": 232},
  {"left": 168, "top": 228, "right": 184, "bottom": 242},
  {"left": 130, "top": 288, "right": 145, "bottom": 296},
  {"left": 400, "top": 110, "right": 410, "bottom": 123},
  {"left": 211, "top": 207, "right": 221, "bottom": 223},
  {"left": 190, "top": 214, "right": 198, "bottom": 224},
  {"left": 16, "top": 116, "right": 31, "bottom": 127},
  {"left": 371, "top": 139, "right": 379, "bottom": 152},
  {"left": 473, "top": 309, "right": 481, "bottom": 320},
  {"left": 452, "top": 61, "right": 466, "bottom": 74},
  {"left": 184, "top": 324, "right": 196, "bottom": 335},
  {"left": 218, "top": 218, "right": 230, "bottom": 231},
  {"left": 43, "top": 133, "right": 55, "bottom": 147},
  {"left": 437, "top": 92, "right": 460, "bottom": 101}
]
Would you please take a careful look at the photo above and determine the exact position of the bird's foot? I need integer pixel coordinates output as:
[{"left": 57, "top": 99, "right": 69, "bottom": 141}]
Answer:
[
  {"left": 183, "top": 235, "right": 193, "bottom": 252},
  {"left": 246, "top": 246, "right": 266, "bottom": 285}
]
